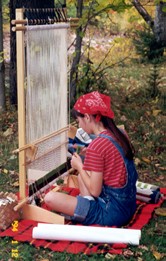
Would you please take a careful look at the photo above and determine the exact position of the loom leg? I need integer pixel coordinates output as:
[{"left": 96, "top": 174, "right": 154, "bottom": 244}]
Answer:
[{"left": 21, "top": 204, "right": 64, "bottom": 224}]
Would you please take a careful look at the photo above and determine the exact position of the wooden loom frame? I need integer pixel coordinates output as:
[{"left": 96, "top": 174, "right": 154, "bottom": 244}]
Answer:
[{"left": 14, "top": 8, "right": 75, "bottom": 224}]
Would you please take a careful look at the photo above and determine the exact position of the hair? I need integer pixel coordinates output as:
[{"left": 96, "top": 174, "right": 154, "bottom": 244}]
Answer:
[{"left": 71, "top": 108, "right": 135, "bottom": 160}]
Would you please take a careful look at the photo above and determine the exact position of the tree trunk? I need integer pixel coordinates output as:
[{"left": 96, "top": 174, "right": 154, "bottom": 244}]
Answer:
[
  {"left": 132, "top": 0, "right": 166, "bottom": 48},
  {"left": 154, "top": 2, "right": 166, "bottom": 46},
  {"left": 132, "top": 0, "right": 154, "bottom": 30},
  {"left": 9, "top": 0, "right": 54, "bottom": 106},
  {"left": 0, "top": 0, "right": 5, "bottom": 111},
  {"left": 69, "top": 0, "right": 84, "bottom": 104}
]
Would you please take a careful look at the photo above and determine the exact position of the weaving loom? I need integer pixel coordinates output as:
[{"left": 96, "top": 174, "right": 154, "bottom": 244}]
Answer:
[{"left": 11, "top": 8, "right": 78, "bottom": 224}]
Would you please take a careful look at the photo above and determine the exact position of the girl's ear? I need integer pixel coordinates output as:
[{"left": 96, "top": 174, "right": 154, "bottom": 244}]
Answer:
[{"left": 84, "top": 113, "right": 91, "bottom": 121}]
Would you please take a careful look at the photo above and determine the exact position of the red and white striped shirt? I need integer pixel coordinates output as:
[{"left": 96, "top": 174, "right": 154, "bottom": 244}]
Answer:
[{"left": 83, "top": 131, "right": 127, "bottom": 187}]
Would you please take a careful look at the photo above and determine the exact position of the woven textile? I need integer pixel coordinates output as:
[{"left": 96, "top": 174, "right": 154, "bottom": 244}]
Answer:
[{"left": 0, "top": 187, "right": 165, "bottom": 255}]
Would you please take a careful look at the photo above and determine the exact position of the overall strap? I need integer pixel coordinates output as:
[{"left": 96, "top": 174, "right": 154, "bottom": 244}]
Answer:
[{"left": 98, "top": 134, "right": 126, "bottom": 160}]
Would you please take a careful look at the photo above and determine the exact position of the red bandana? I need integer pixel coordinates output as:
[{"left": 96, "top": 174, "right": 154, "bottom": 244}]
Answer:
[{"left": 74, "top": 91, "right": 114, "bottom": 120}]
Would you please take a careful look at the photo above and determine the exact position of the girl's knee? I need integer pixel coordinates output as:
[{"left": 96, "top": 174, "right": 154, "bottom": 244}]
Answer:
[{"left": 44, "top": 191, "right": 55, "bottom": 205}]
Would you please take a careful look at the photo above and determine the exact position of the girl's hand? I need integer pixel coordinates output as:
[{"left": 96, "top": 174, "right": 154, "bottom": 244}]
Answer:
[
  {"left": 79, "top": 146, "right": 87, "bottom": 156},
  {"left": 73, "top": 144, "right": 87, "bottom": 156},
  {"left": 71, "top": 153, "right": 83, "bottom": 172}
]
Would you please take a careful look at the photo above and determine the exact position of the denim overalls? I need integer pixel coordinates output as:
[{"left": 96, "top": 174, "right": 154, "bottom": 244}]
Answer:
[{"left": 72, "top": 134, "right": 138, "bottom": 227}]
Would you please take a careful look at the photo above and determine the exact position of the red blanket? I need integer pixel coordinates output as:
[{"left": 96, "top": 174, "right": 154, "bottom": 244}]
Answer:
[{"left": 0, "top": 187, "right": 165, "bottom": 255}]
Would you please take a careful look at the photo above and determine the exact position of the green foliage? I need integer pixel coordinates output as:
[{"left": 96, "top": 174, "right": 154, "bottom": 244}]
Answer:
[
  {"left": 76, "top": 61, "right": 109, "bottom": 98},
  {"left": 155, "top": 0, "right": 166, "bottom": 5},
  {"left": 0, "top": 51, "right": 4, "bottom": 63},
  {"left": 68, "top": 0, "right": 152, "bottom": 102},
  {"left": 145, "top": 62, "right": 166, "bottom": 110},
  {"left": 147, "top": 63, "right": 161, "bottom": 98},
  {"left": 66, "top": 1, "right": 76, "bottom": 17},
  {"left": 2, "top": 0, "right": 9, "bottom": 24},
  {"left": 0, "top": 62, "right": 166, "bottom": 260},
  {"left": 133, "top": 26, "right": 165, "bottom": 62}
]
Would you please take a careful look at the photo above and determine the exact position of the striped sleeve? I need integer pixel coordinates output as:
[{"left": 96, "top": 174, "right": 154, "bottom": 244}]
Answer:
[
  {"left": 83, "top": 137, "right": 107, "bottom": 172},
  {"left": 83, "top": 147, "right": 104, "bottom": 172},
  {"left": 82, "top": 133, "right": 127, "bottom": 187}
]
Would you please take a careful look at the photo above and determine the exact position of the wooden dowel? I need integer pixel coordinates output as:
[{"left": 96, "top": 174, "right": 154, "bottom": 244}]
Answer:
[
  {"left": 70, "top": 24, "right": 79, "bottom": 28},
  {"left": 11, "top": 19, "right": 27, "bottom": 25},
  {"left": 14, "top": 171, "right": 74, "bottom": 211},
  {"left": 14, "top": 140, "right": 67, "bottom": 160},
  {"left": 14, "top": 170, "right": 75, "bottom": 211},
  {"left": 14, "top": 197, "right": 29, "bottom": 211},
  {"left": 12, "top": 26, "right": 26, "bottom": 32},
  {"left": 12, "top": 23, "right": 79, "bottom": 32},
  {"left": 24, "top": 141, "right": 68, "bottom": 166},
  {"left": 68, "top": 18, "right": 79, "bottom": 22},
  {"left": 13, "top": 126, "right": 69, "bottom": 154},
  {"left": 11, "top": 17, "right": 79, "bottom": 25}
]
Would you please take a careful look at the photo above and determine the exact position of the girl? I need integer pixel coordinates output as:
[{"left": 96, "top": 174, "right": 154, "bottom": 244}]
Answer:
[{"left": 44, "top": 91, "right": 138, "bottom": 226}]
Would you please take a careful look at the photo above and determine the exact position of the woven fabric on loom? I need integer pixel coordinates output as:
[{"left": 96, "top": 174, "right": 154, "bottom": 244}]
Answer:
[
  {"left": 24, "top": 23, "right": 69, "bottom": 184},
  {"left": 0, "top": 187, "right": 165, "bottom": 255}
]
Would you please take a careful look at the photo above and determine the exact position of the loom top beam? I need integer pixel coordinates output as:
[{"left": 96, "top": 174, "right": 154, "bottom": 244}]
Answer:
[
  {"left": 11, "top": 7, "right": 79, "bottom": 29},
  {"left": 11, "top": 18, "right": 79, "bottom": 31},
  {"left": 11, "top": 17, "right": 79, "bottom": 25},
  {"left": 12, "top": 23, "right": 79, "bottom": 32},
  {"left": 11, "top": 8, "right": 79, "bottom": 31}
]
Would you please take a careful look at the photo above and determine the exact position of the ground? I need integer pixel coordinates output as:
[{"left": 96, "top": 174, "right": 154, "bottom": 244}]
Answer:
[{"left": 0, "top": 30, "right": 165, "bottom": 261}]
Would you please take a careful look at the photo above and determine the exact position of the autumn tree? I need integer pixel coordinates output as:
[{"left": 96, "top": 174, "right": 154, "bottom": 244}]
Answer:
[
  {"left": 69, "top": 0, "right": 83, "bottom": 102},
  {"left": 9, "top": 0, "right": 165, "bottom": 104},
  {"left": 69, "top": 0, "right": 132, "bottom": 103},
  {"left": 132, "top": 0, "right": 166, "bottom": 57}
]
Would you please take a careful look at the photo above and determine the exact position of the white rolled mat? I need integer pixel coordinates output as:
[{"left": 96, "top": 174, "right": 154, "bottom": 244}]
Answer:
[{"left": 32, "top": 223, "right": 141, "bottom": 245}]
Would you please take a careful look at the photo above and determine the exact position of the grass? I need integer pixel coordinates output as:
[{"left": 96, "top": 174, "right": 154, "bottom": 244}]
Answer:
[{"left": 0, "top": 61, "right": 165, "bottom": 260}]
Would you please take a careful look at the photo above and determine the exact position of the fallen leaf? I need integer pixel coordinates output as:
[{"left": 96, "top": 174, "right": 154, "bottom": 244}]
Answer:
[
  {"left": 135, "top": 251, "right": 143, "bottom": 257},
  {"left": 152, "top": 110, "right": 161, "bottom": 116},
  {"left": 9, "top": 155, "right": 17, "bottom": 160},
  {"left": 151, "top": 97, "right": 159, "bottom": 104},
  {"left": 3, "top": 168, "right": 9, "bottom": 174},
  {"left": 120, "top": 115, "right": 127, "bottom": 121},
  {"left": 154, "top": 220, "right": 166, "bottom": 235},
  {"left": 9, "top": 170, "right": 15, "bottom": 175},
  {"left": 135, "top": 158, "right": 141, "bottom": 166},
  {"left": 123, "top": 249, "right": 134, "bottom": 257},
  {"left": 150, "top": 122, "right": 155, "bottom": 128},
  {"left": 146, "top": 111, "right": 151, "bottom": 116},
  {"left": 158, "top": 175, "right": 165, "bottom": 180},
  {"left": 155, "top": 208, "right": 166, "bottom": 217},
  {"left": 137, "top": 258, "right": 143, "bottom": 261},
  {"left": 105, "top": 253, "right": 116, "bottom": 259},
  {"left": 138, "top": 245, "right": 149, "bottom": 251},
  {"left": 152, "top": 250, "right": 163, "bottom": 260},
  {"left": 155, "top": 164, "right": 160, "bottom": 167},
  {"left": 12, "top": 181, "right": 19, "bottom": 187},
  {"left": 142, "top": 157, "right": 151, "bottom": 164},
  {"left": 151, "top": 244, "right": 157, "bottom": 251},
  {"left": 158, "top": 167, "right": 166, "bottom": 171},
  {"left": 3, "top": 127, "right": 13, "bottom": 137}
]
